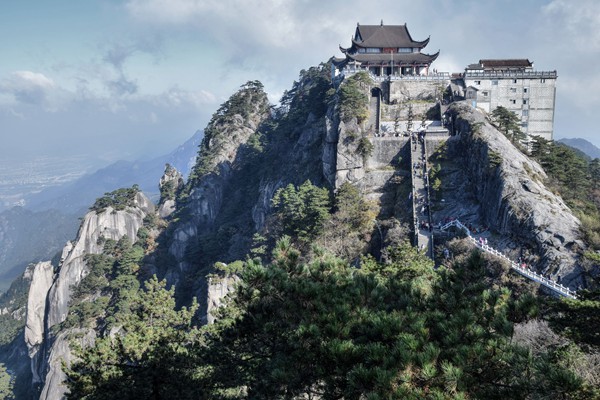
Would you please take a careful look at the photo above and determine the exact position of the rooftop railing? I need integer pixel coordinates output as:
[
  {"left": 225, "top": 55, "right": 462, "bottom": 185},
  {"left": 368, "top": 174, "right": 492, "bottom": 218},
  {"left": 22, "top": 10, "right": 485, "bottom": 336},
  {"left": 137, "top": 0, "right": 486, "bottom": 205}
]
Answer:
[
  {"left": 340, "top": 69, "right": 451, "bottom": 82},
  {"left": 463, "top": 70, "right": 558, "bottom": 79}
]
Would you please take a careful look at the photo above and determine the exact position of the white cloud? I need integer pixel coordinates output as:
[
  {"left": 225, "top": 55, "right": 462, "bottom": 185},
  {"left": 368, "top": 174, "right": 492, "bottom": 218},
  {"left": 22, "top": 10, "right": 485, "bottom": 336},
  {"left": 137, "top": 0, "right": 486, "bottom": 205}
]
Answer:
[
  {"left": 159, "top": 86, "right": 217, "bottom": 108},
  {"left": 543, "top": 0, "right": 600, "bottom": 51},
  {"left": 0, "top": 71, "right": 56, "bottom": 106}
]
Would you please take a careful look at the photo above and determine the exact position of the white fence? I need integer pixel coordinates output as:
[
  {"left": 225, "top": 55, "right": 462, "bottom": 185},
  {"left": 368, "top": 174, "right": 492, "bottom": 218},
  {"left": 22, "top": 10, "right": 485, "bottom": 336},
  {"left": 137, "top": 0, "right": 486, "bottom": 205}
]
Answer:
[{"left": 440, "top": 219, "right": 577, "bottom": 299}]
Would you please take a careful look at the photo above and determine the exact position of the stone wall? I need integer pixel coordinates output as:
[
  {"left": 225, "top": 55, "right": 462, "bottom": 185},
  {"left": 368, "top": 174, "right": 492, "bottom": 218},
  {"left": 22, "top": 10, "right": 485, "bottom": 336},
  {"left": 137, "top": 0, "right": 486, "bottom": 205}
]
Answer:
[
  {"left": 445, "top": 102, "right": 584, "bottom": 288},
  {"left": 385, "top": 79, "right": 449, "bottom": 103}
]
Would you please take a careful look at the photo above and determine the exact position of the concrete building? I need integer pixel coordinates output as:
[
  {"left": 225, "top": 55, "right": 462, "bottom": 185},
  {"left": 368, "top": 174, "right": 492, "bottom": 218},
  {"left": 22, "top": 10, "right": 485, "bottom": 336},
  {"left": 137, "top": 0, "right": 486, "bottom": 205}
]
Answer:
[{"left": 463, "top": 59, "right": 557, "bottom": 140}]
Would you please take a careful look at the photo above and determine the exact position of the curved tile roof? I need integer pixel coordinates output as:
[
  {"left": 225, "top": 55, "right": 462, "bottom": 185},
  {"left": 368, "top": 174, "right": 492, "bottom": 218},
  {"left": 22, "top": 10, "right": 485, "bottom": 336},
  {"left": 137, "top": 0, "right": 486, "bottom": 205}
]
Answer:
[{"left": 352, "top": 24, "right": 430, "bottom": 49}]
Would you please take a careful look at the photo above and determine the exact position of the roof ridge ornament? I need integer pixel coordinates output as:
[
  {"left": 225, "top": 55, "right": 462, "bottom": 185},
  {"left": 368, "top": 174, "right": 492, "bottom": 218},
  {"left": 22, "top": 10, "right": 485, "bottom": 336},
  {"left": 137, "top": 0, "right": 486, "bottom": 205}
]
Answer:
[{"left": 381, "top": 19, "right": 384, "bottom": 26}]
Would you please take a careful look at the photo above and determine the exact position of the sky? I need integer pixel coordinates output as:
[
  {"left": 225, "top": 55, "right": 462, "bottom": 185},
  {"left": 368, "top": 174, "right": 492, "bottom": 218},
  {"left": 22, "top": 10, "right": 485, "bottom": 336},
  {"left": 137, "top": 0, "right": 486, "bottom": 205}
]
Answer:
[{"left": 1, "top": 0, "right": 599, "bottom": 173}]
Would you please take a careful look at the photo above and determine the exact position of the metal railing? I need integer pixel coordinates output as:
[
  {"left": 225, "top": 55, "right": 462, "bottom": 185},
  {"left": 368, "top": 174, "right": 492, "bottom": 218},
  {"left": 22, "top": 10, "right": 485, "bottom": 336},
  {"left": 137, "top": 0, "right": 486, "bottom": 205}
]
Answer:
[
  {"left": 463, "top": 70, "right": 557, "bottom": 79},
  {"left": 440, "top": 219, "right": 577, "bottom": 299},
  {"left": 341, "top": 69, "right": 451, "bottom": 82}
]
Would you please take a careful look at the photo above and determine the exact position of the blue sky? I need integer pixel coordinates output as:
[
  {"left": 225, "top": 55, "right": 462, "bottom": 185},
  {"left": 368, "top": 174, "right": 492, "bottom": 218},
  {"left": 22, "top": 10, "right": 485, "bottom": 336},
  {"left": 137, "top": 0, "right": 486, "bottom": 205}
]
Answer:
[{"left": 1, "top": 0, "right": 599, "bottom": 172}]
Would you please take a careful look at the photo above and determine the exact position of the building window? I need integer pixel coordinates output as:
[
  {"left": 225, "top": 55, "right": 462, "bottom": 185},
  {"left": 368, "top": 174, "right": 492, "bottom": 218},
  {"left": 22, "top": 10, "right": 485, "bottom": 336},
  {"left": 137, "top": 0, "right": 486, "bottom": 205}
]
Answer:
[
  {"left": 492, "top": 80, "right": 498, "bottom": 85},
  {"left": 510, "top": 99, "right": 516, "bottom": 104},
  {"left": 523, "top": 99, "right": 528, "bottom": 105},
  {"left": 475, "top": 80, "right": 481, "bottom": 85},
  {"left": 513, "top": 79, "right": 517, "bottom": 83},
  {"left": 366, "top": 47, "right": 381, "bottom": 53},
  {"left": 521, "top": 122, "right": 528, "bottom": 128},
  {"left": 541, "top": 79, "right": 546, "bottom": 83},
  {"left": 482, "top": 91, "right": 489, "bottom": 97},
  {"left": 358, "top": 48, "right": 366, "bottom": 53},
  {"left": 523, "top": 87, "right": 528, "bottom": 93},
  {"left": 398, "top": 47, "right": 412, "bottom": 53},
  {"left": 522, "top": 110, "right": 529, "bottom": 116},
  {"left": 510, "top": 87, "right": 517, "bottom": 93}
]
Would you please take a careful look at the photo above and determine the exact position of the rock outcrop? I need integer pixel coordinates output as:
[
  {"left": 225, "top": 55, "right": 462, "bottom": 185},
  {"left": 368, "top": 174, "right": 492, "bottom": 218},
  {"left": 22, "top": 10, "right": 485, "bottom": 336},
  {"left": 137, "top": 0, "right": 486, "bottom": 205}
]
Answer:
[
  {"left": 46, "top": 193, "right": 153, "bottom": 329},
  {"left": 444, "top": 102, "right": 585, "bottom": 287},
  {"left": 206, "top": 274, "right": 239, "bottom": 325},
  {"left": 168, "top": 84, "right": 270, "bottom": 273},
  {"left": 24, "top": 261, "right": 54, "bottom": 384},
  {"left": 15, "top": 72, "right": 596, "bottom": 399},
  {"left": 24, "top": 192, "right": 154, "bottom": 399},
  {"left": 158, "top": 164, "right": 184, "bottom": 219}
]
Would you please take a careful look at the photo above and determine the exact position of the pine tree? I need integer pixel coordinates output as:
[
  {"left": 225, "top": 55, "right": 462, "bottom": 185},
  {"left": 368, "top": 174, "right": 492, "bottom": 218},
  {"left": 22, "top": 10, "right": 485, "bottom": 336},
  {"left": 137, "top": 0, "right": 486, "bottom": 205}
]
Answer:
[
  {"left": 271, "top": 180, "right": 331, "bottom": 242},
  {"left": 201, "top": 241, "right": 584, "bottom": 399},
  {"left": 0, "top": 363, "right": 13, "bottom": 400},
  {"left": 65, "top": 277, "right": 202, "bottom": 400},
  {"left": 491, "top": 106, "right": 526, "bottom": 144}
]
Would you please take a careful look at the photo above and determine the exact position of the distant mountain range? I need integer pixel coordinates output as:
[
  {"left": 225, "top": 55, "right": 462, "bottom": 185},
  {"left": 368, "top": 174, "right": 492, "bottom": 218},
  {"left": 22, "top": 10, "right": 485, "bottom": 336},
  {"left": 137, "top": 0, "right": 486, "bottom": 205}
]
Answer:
[
  {"left": 558, "top": 138, "right": 600, "bottom": 159},
  {"left": 25, "top": 130, "right": 202, "bottom": 213},
  {"left": 0, "top": 130, "right": 201, "bottom": 291}
]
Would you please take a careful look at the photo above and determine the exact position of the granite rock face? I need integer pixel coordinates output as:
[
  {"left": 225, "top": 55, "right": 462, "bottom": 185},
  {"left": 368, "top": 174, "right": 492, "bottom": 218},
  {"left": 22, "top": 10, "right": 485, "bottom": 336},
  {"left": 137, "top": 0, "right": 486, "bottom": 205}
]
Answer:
[
  {"left": 445, "top": 102, "right": 585, "bottom": 287},
  {"left": 158, "top": 164, "right": 184, "bottom": 219},
  {"left": 168, "top": 87, "right": 270, "bottom": 272},
  {"left": 38, "top": 329, "right": 95, "bottom": 400},
  {"left": 24, "top": 192, "right": 153, "bottom": 399},
  {"left": 46, "top": 193, "right": 153, "bottom": 329},
  {"left": 206, "top": 274, "right": 239, "bottom": 325},
  {"left": 24, "top": 261, "right": 54, "bottom": 384}
]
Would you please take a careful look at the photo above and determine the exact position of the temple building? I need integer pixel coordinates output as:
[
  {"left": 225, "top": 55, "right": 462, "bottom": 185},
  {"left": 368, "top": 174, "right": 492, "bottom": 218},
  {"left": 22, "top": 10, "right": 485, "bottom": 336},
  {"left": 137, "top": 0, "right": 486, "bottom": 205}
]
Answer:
[
  {"left": 463, "top": 59, "right": 557, "bottom": 140},
  {"left": 332, "top": 21, "right": 439, "bottom": 78}
]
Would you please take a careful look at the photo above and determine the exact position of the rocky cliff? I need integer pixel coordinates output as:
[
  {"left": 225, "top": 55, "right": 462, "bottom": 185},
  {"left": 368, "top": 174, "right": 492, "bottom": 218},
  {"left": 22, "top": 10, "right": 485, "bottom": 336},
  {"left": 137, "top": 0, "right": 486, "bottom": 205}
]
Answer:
[
  {"left": 442, "top": 102, "right": 585, "bottom": 287},
  {"left": 10, "top": 67, "right": 598, "bottom": 399},
  {"left": 163, "top": 73, "right": 340, "bottom": 297},
  {"left": 24, "top": 192, "right": 154, "bottom": 399}
]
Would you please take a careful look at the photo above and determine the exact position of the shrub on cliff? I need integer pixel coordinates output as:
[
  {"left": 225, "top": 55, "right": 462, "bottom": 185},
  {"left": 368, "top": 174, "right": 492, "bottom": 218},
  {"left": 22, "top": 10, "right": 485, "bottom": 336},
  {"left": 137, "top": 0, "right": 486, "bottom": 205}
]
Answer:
[
  {"left": 89, "top": 185, "right": 139, "bottom": 213},
  {"left": 339, "top": 72, "right": 371, "bottom": 123},
  {"left": 271, "top": 180, "right": 331, "bottom": 243},
  {"left": 188, "top": 80, "right": 270, "bottom": 183},
  {"left": 491, "top": 106, "right": 526, "bottom": 145}
]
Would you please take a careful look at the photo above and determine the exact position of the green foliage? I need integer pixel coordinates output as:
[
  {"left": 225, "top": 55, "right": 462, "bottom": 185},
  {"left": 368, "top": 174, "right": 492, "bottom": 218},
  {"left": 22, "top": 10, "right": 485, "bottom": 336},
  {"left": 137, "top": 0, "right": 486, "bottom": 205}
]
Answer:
[
  {"left": 429, "top": 163, "right": 442, "bottom": 200},
  {"left": 188, "top": 80, "right": 270, "bottom": 183},
  {"left": 280, "top": 64, "right": 334, "bottom": 121},
  {"left": 65, "top": 277, "right": 201, "bottom": 400},
  {"left": 333, "top": 182, "right": 374, "bottom": 232},
  {"left": 158, "top": 164, "right": 181, "bottom": 203},
  {"left": 89, "top": 185, "right": 139, "bottom": 213},
  {"left": 339, "top": 72, "right": 371, "bottom": 123},
  {"left": 356, "top": 136, "right": 374, "bottom": 159},
  {"left": 0, "top": 270, "right": 31, "bottom": 346},
  {"left": 214, "top": 260, "right": 244, "bottom": 275},
  {"left": 529, "top": 135, "right": 600, "bottom": 250},
  {"left": 315, "top": 182, "right": 376, "bottom": 260},
  {"left": 488, "top": 149, "right": 503, "bottom": 169},
  {"left": 199, "top": 241, "right": 583, "bottom": 399},
  {"left": 62, "top": 232, "right": 150, "bottom": 332},
  {"left": 272, "top": 180, "right": 331, "bottom": 242},
  {"left": 0, "top": 363, "right": 13, "bottom": 400},
  {"left": 249, "top": 233, "right": 267, "bottom": 259},
  {"left": 64, "top": 236, "right": 593, "bottom": 398},
  {"left": 491, "top": 106, "right": 526, "bottom": 145},
  {"left": 544, "top": 293, "right": 600, "bottom": 347}
]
